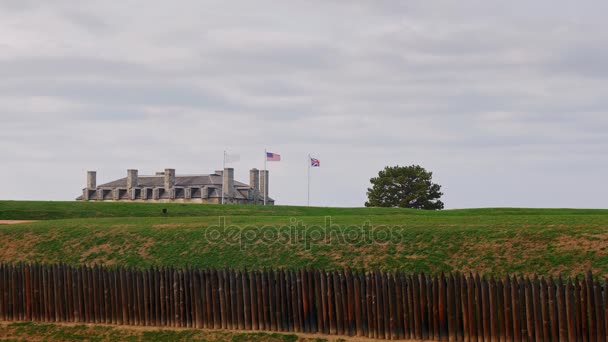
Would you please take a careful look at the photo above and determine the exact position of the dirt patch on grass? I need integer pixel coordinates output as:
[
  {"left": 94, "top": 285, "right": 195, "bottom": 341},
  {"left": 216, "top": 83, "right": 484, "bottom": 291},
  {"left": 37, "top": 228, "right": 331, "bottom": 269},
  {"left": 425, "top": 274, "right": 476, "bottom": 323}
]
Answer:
[
  {"left": 110, "top": 224, "right": 136, "bottom": 229},
  {"left": 0, "top": 232, "right": 46, "bottom": 262},
  {"left": 152, "top": 223, "right": 201, "bottom": 228},
  {"left": 80, "top": 243, "right": 116, "bottom": 266},
  {"left": 554, "top": 232, "right": 608, "bottom": 255},
  {"left": 153, "top": 223, "right": 183, "bottom": 228},
  {"left": 446, "top": 233, "right": 543, "bottom": 275},
  {"left": 137, "top": 238, "right": 156, "bottom": 260},
  {"left": 82, "top": 243, "right": 113, "bottom": 256},
  {"left": 56, "top": 229, "right": 159, "bottom": 267},
  {"left": 445, "top": 230, "right": 608, "bottom": 276},
  {"left": 0, "top": 220, "right": 38, "bottom": 225},
  {"left": 552, "top": 261, "right": 596, "bottom": 278},
  {"left": 404, "top": 254, "right": 424, "bottom": 259},
  {"left": 315, "top": 244, "right": 391, "bottom": 269}
]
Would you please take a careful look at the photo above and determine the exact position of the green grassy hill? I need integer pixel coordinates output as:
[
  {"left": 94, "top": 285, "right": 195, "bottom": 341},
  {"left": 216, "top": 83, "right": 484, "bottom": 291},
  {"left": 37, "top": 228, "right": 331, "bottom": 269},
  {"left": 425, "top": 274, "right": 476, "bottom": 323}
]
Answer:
[
  {"left": 2, "top": 200, "right": 607, "bottom": 220},
  {"left": 1, "top": 200, "right": 607, "bottom": 277}
]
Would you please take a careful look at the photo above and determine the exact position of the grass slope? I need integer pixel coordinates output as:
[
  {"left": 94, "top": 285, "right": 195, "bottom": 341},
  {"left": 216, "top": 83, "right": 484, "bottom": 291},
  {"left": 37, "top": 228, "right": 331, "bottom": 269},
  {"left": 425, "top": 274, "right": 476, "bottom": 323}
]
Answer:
[
  {"left": 2, "top": 200, "right": 607, "bottom": 220},
  {"left": 0, "top": 200, "right": 423, "bottom": 220},
  {"left": 1, "top": 201, "right": 607, "bottom": 277}
]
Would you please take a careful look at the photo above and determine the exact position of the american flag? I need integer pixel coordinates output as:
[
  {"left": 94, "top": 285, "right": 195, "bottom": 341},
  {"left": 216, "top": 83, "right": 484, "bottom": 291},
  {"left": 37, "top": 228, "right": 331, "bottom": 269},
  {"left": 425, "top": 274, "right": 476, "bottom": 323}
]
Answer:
[
  {"left": 266, "top": 152, "right": 281, "bottom": 161},
  {"left": 310, "top": 157, "right": 320, "bottom": 167}
]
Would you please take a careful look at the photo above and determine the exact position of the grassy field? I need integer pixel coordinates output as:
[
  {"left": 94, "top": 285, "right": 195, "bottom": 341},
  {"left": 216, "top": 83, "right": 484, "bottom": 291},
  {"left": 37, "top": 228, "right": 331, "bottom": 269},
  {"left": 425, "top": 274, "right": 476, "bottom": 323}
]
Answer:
[
  {"left": 0, "top": 322, "right": 332, "bottom": 342},
  {"left": 0, "top": 201, "right": 607, "bottom": 277}
]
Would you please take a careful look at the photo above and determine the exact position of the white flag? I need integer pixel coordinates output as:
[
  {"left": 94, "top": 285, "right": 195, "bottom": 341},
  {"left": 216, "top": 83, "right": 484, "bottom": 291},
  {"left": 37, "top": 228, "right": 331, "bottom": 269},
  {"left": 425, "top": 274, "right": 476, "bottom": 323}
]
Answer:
[{"left": 225, "top": 153, "right": 240, "bottom": 163}]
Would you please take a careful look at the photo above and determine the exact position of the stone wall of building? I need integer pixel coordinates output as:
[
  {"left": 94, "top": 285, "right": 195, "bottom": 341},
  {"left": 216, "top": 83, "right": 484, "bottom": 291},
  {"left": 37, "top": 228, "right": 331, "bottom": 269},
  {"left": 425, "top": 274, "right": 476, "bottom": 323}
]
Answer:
[{"left": 78, "top": 167, "right": 274, "bottom": 205}]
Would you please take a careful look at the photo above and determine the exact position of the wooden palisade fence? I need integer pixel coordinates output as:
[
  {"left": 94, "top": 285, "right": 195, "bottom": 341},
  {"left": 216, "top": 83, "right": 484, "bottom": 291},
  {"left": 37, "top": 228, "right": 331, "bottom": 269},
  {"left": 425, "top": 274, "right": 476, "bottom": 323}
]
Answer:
[{"left": 0, "top": 263, "right": 606, "bottom": 341}]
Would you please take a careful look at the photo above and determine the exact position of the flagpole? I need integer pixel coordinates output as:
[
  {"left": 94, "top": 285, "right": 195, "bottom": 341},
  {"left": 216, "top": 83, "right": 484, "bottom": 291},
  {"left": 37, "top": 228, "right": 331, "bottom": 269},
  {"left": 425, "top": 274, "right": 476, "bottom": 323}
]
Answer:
[
  {"left": 263, "top": 149, "right": 267, "bottom": 205},
  {"left": 222, "top": 150, "right": 225, "bottom": 205},
  {"left": 307, "top": 154, "right": 310, "bottom": 206}
]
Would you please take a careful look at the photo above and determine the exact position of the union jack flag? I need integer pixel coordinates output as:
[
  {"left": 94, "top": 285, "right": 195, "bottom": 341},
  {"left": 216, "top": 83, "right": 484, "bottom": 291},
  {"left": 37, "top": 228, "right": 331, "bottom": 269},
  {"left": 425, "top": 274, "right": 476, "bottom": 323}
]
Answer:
[
  {"left": 266, "top": 152, "right": 281, "bottom": 161},
  {"left": 310, "top": 157, "right": 320, "bottom": 167}
]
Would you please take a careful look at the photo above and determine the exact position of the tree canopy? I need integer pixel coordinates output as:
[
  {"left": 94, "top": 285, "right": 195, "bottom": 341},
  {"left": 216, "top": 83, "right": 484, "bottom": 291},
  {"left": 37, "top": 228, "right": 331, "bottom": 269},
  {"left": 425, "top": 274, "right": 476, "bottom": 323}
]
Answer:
[{"left": 365, "top": 165, "right": 444, "bottom": 209}]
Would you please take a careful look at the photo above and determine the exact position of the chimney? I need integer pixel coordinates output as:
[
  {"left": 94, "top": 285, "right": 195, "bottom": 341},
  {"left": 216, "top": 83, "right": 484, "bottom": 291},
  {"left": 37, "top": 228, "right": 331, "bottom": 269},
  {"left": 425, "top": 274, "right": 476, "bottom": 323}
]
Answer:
[
  {"left": 127, "top": 169, "right": 138, "bottom": 189},
  {"left": 87, "top": 171, "right": 96, "bottom": 189},
  {"left": 223, "top": 167, "right": 234, "bottom": 198},
  {"left": 250, "top": 168, "right": 259, "bottom": 192},
  {"left": 164, "top": 168, "right": 175, "bottom": 191},
  {"left": 259, "top": 170, "right": 269, "bottom": 199}
]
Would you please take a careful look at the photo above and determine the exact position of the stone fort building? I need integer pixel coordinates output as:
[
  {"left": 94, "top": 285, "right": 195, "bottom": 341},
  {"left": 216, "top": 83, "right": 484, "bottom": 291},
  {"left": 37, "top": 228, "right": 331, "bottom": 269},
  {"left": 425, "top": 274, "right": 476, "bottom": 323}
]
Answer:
[{"left": 76, "top": 168, "right": 274, "bottom": 205}]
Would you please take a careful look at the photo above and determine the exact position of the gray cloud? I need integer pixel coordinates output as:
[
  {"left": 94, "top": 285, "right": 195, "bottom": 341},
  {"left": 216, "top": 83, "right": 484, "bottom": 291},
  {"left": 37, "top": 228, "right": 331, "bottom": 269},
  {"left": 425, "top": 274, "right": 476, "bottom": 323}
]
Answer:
[
  {"left": 0, "top": 1, "right": 607, "bottom": 208},
  {"left": 0, "top": 57, "right": 155, "bottom": 78}
]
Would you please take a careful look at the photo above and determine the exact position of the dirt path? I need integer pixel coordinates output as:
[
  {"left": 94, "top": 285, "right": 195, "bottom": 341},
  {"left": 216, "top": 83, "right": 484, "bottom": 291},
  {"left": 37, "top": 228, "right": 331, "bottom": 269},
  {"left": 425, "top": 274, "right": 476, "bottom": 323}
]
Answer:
[{"left": 0, "top": 220, "right": 38, "bottom": 225}]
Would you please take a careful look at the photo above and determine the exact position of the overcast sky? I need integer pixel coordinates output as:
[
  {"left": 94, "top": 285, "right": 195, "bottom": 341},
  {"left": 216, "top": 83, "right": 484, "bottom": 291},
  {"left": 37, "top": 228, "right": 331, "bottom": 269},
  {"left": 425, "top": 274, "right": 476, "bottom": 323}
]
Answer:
[{"left": 1, "top": 1, "right": 607, "bottom": 208}]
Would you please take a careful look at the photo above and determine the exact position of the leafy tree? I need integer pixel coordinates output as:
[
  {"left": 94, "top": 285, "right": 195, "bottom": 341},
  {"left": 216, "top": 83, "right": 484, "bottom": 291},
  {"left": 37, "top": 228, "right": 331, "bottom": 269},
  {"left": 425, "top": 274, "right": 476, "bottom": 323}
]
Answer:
[{"left": 365, "top": 165, "right": 444, "bottom": 209}]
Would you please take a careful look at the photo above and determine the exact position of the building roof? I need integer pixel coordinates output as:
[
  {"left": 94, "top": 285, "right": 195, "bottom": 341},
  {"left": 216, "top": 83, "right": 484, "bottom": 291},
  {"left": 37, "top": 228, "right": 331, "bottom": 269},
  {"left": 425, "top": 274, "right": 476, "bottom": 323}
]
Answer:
[
  {"left": 79, "top": 171, "right": 273, "bottom": 202},
  {"left": 97, "top": 174, "right": 249, "bottom": 189}
]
